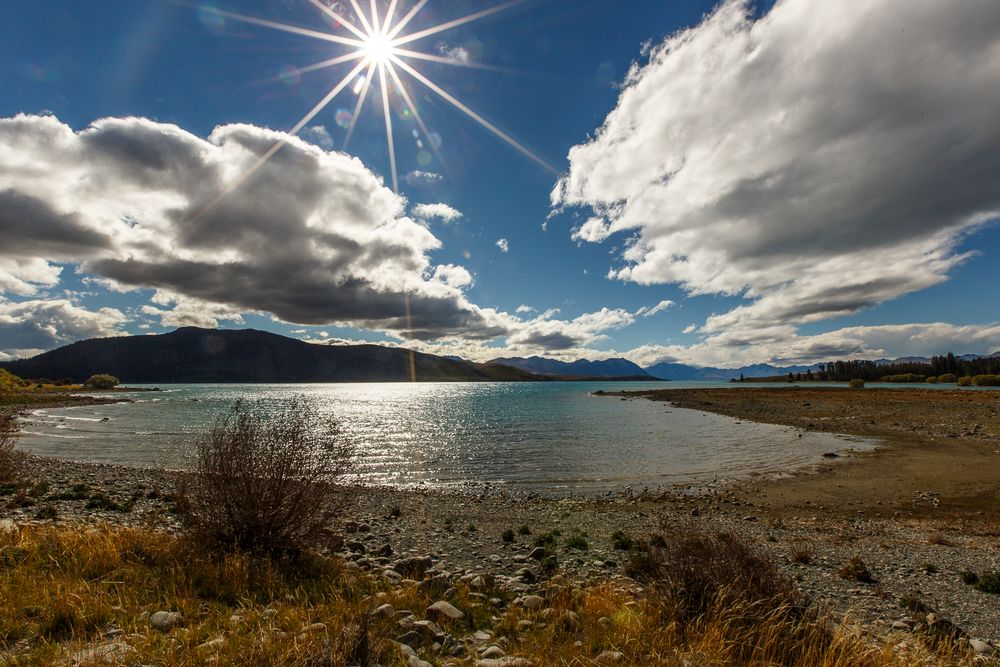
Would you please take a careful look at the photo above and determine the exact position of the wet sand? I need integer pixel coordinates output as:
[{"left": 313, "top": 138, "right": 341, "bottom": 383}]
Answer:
[{"left": 617, "top": 387, "right": 1000, "bottom": 523}]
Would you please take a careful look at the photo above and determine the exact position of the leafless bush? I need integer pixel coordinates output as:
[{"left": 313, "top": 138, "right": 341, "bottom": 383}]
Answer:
[
  {"left": 179, "top": 397, "right": 352, "bottom": 556},
  {"left": 0, "top": 413, "right": 25, "bottom": 484},
  {"left": 628, "top": 527, "right": 808, "bottom": 622}
]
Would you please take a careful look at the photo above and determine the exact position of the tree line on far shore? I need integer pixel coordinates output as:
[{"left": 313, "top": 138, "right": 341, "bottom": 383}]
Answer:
[{"left": 805, "top": 353, "right": 1000, "bottom": 385}]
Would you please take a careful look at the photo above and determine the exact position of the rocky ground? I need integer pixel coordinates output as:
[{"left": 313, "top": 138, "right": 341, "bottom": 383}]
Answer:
[{"left": 3, "top": 453, "right": 999, "bottom": 661}]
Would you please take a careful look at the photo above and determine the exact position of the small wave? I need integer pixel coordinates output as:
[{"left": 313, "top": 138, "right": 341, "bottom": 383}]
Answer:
[{"left": 21, "top": 430, "right": 87, "bottom": 440}]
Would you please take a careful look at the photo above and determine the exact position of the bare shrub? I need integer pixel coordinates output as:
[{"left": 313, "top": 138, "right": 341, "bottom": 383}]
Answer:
[
  {"left": 179, "top": 397, "right": 352, "bottom": 556},
  {"left": 626, "top": 526, "right": 819, "bottom": 662},
  {"left": 0, "top": 413, "right": 24, "bottom": 484}
]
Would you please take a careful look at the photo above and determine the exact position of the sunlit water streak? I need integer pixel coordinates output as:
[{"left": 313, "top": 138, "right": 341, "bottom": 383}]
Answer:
[{"left": 17, "top": 382, "right": 877, "bottom": 495}]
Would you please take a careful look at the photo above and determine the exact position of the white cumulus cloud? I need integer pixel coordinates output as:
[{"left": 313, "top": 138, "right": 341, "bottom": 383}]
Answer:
[
  {"left": 412, "top": 203, "right": 463, "bottom": 223},
  {"left": 555, "top": 0, "right": 1000, "bottom": 346}
]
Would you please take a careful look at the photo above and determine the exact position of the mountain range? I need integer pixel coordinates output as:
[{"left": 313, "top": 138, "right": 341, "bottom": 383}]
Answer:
[
  {"left": 488, "top": 356, "right": 650, "bottom": 378},
  {"left": 3, "top": 328, "right": 997, "bottom": 384},
  {"left": 0, "top": 328, "right": 539, "bottom": 384}
]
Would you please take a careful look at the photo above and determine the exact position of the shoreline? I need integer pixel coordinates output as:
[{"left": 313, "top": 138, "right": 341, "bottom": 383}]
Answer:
[{"left": 611, "top": 387, "right": 1000, "bottom": 523}]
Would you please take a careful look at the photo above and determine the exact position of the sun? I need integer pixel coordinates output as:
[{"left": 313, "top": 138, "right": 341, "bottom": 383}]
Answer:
[
  {"left": 362, "top": 32, "right": 396, "bottom": 65},
  {"left": 203, "top": 0, "right": 557, "bottom": 198}
]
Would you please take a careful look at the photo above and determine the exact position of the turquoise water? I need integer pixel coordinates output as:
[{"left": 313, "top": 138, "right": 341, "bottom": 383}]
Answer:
[{"left": 18, "top": 381, "right": 877, "bottom": 494}]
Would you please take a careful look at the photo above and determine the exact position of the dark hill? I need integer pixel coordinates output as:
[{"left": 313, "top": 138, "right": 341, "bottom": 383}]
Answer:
[{"left": 0, "top": 328, "right": 538, "bottom": 383}]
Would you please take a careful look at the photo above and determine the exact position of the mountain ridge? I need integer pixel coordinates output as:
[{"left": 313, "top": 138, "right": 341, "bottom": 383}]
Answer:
[
  {"left": 0, "top": 328, "right": 539, "bottom": 384},
  {"left": 487, "top": 356, "right": 652, "bottom": 378}
]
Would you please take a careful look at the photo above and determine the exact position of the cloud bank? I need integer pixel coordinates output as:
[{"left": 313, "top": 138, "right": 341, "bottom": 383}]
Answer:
[{"left": 556, "top": 0, "right": 1000, "bottom": 351}]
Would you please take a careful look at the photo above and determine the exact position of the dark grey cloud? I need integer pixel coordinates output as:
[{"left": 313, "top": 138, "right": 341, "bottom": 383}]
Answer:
[
  {"left": 0, "top": 190, "right": 111, "bottom": 257},
  {"left": 0, "top": 114, "right": 507, "bottom": 340}
]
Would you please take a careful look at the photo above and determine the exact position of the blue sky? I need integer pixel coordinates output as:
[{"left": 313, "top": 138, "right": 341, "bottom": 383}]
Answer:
[{"left": 1, "top": 0, "right": 999, "bottom": 367}]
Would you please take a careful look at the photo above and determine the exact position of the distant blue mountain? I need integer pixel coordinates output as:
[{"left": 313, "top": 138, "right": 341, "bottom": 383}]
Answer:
[
  {"left": 643, "top": 362, "right": 821, "bottom": 381},
  {"left": 488, "top": 356, "right": 652, "bottom": 378}
]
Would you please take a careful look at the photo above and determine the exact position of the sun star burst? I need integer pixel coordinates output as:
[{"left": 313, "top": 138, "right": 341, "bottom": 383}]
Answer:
[{"left": 208, "top": 0, "right": 556, "bottom": 197}]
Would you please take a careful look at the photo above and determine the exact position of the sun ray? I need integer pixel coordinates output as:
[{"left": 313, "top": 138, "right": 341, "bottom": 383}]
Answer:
[
  {"left": 348, "top": 0, "right": 375, "bottom": 35},
  {"left": 305, "top": 0, "right": 369, "bottom": 41},
  {"left": 385, "top": 61, "right": 448, "bottom": 167},
  {"left": 344, "top": 60, "right": 378, "bottom": 149},
  {"left": 191, "top": 59, "right": 369, "bottom": 222},
  {"left": 370, "top": 0, "right": 381, "bottom": 34},
  {"left": 386, "top": 0, "right": 428, "bottom": 40},
  {"left": 296, "top": 50, "right": 367, "bottom": 77},
  {"left": 392, "top": 0, "right": 528, "bottom": 47},
  {"left": 209, "top": 8, "right": 364, "bottom": 48},
  {"left": 391, "top": 55, "right": 558, "bottom": 174},
  {"left": 377, "top": 62, "right": 400, "bottom": 192},
  {"left": 393, "top": 47, "right": 512, "bottom": 72},
  {"left": 383, "top": 0, "right": 401, "bottom": 35}
]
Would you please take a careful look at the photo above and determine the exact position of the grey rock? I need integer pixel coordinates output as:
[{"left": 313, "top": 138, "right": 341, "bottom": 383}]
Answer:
[
  {"left": 69, "top": 641, "right": 133, "bottom": 665},
  {"left": 520, "top": 595, "right": 544, "bottom": 610},
  {"left": 597, "top": 650, "right": 625, "bottom": 663},
  {"left": 372, "top": 603, "right": 396, "bottom": 618},
  {"left": 407, "top": 655, "right": 433, "bottom": 667},
  {"left": 148, "top": 611, "right": 182, "bottom": 633},
  {"left": 427, "top": 600, "right": 465, "bottom": 621},
  {"left": 481, "top": 644, "right": 506, "bottom": 658},
  {"left": 970, "top": 639, "right": 995, "bottom": 655},
  {"left": 528, "top": 547, "right": 549, "bottom": 561}
]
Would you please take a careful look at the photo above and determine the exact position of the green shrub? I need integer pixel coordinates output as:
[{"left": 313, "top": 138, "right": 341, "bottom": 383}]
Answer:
[
  {"left": 848, "top": 379, "right": 865, "bottom": 389},
  {"left": 974, "top": 572, "right": 1000, "bottom": 594},
  {"left": 564, "top": 534, "right": 589, "bottom": 551},
  {"left": 936, "top": 373, "right": 958, "bottom": 383},
  {"left": 517, "top": 525, "right": 531, "bottom": 536},
  {"left": 957, "top": 376, "right": 973, "bottom": 386},
  {"left": 926, "top": 376, "right": 938, "bottom": 384},
  {"left": 611, "top": 530, "right": 635, "bottom": 551},
  {"left": 838, "top": 556, "right": 874, "bottom": 583},
  {"left": 899, "top": 594, "right": 929, "bottom": 614},
  {"left": 971, "top": 374, "right": 1000, "bottom": 387},
  {"left": 881, "top": 374, "right": 926, "bottom": 383},
  {"left": 83, "top": 374, "right": 120, "bottom": 389},
  {"left": 534, "top": 531, "right": 559, "bottom": 548},
  {"left": 960, "top": 571, "right": 979, "bottom": 586}
]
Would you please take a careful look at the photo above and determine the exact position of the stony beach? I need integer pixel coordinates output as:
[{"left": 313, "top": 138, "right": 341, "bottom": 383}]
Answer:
[{"left": 3, "top": 387, "right": 1000, "bottom": 663}]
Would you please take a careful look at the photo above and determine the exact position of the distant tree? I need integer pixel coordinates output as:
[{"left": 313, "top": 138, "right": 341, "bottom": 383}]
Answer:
[{"left": 83, "top": 374, "right": 120, "bottom": 389}]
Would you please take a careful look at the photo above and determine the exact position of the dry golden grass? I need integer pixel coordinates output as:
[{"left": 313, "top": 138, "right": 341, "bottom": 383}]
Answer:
[{"left": 0, "top": 524, "right": 981, "bottom": 666}]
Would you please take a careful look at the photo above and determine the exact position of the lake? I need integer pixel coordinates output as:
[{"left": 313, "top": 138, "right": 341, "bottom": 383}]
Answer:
[{"left": 17, "top": 381, "right": 876, "bottom": 495}]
